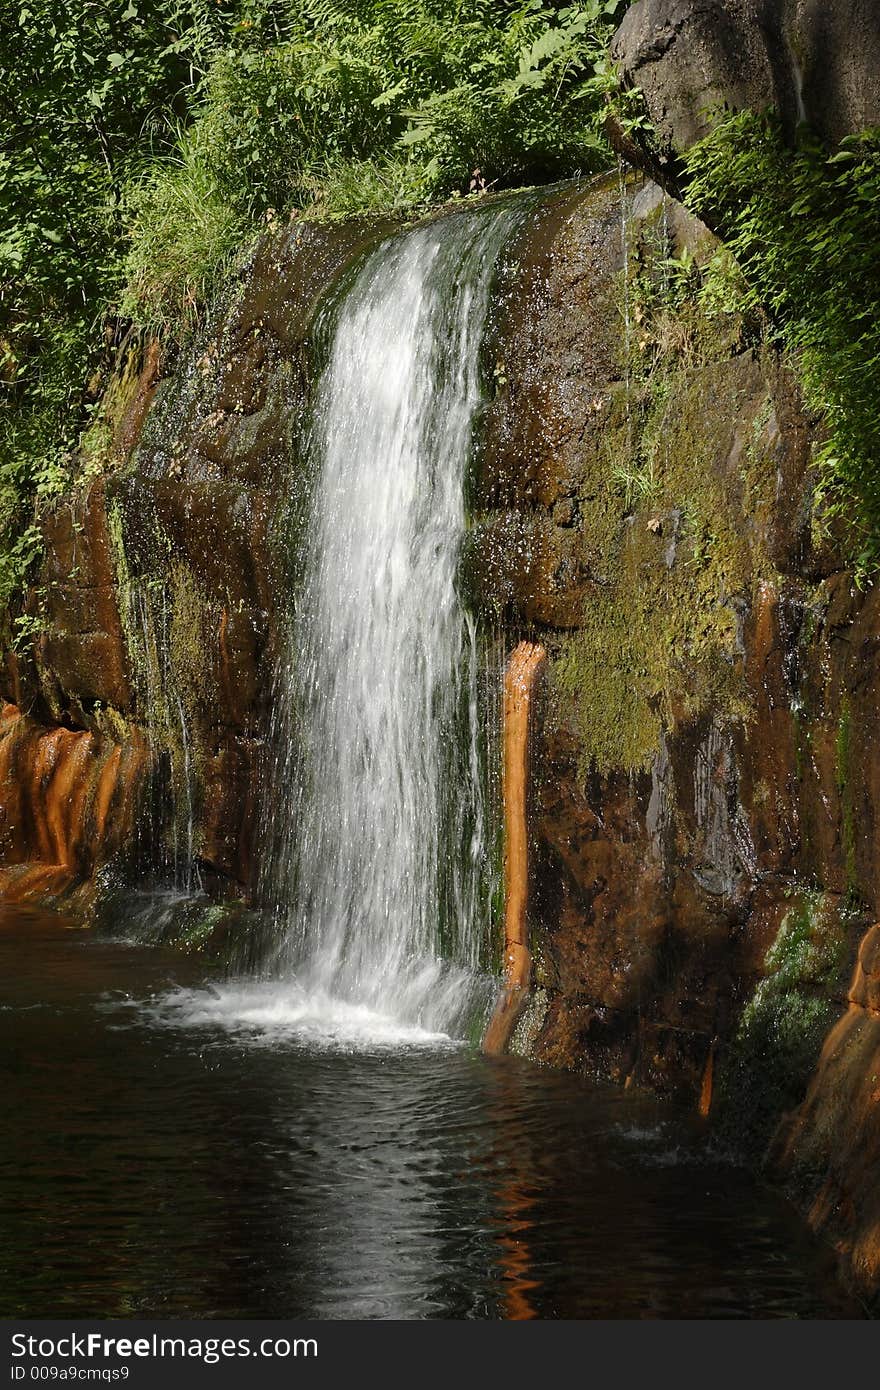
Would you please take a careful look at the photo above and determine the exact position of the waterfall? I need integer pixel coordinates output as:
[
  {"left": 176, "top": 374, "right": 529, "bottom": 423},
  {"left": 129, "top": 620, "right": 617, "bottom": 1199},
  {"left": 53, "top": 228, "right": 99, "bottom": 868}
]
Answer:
[{"left": 262, "top": 201, "right": 526, "bottom": 1040}]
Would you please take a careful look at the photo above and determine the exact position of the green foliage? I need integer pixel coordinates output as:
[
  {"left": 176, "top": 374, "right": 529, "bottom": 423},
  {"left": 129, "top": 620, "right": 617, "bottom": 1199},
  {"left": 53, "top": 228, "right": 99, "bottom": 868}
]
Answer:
[
  {"left": 120, "top": 128, "right": 247, "bottom": 333},
  {"left": 683, "top": 112, "right": 880, "bottom": 577},
  {"left": 122, "top": 1, "right": 632, "bottom": 325},
  {"left": 718, "top": 891, "right": 851, "bottom": 1159},
  {"left": 622, "top": 203, "right": 758, "bottom": 376},
  {"left": 0, "top": 1, "right": 290, "bottom": 628}
]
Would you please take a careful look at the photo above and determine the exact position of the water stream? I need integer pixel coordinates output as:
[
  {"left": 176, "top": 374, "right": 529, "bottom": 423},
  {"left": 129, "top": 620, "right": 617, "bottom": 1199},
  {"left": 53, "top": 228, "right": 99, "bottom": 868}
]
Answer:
[{"left": 254, "top": 202, "right": 527, "bottom": 1041}]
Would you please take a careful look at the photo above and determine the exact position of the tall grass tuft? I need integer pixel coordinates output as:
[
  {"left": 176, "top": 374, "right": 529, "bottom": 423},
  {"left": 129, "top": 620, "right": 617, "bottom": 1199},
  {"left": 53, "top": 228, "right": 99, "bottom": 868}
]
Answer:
[
  {"left": 121, "top": 132, "right": 247, "bottom": 335},
  {"left": 119, "top": 2, "right": 631, "bottom": 327}
]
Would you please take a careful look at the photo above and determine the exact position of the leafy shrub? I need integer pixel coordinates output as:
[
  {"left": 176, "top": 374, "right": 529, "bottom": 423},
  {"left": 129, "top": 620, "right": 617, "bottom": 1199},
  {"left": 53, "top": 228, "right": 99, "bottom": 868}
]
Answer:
[
  {"left": 121, "top": 129, "right": 247, "bottom": 334},
  {"left": 683, "top": 112, "right": 880, "bottom": 576},
  {"left": 0, "top": 1, "right": 294, "bottom": 628},
  {"left": 121, "top": 2, "right": 631, "bottom": 324}
]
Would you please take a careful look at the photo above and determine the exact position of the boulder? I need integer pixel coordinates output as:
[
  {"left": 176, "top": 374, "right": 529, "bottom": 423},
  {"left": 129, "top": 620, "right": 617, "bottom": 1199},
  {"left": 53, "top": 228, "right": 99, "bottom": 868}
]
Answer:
[{"left": 611, "top": 0, "right": 880, "bottom": 168}]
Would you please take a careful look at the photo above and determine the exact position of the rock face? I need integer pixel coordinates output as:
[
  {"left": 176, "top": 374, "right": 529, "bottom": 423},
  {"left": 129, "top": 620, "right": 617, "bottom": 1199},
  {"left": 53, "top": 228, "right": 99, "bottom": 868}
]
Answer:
[
  {"left": 1, "top": 218, "right": 385, "bottom": 907},
  {"left": 611, "top": 0, "right": 880, "bottom": 166},
  {"left": 2, "top": 175, "right": 880, "bottom": 1302},
  {"left": 0, "top": 702, "right": 147, "bottom": 902},
  {"left": 471, "top": 175, "right": 880, "bottom": 1305},
  {"left": 772, "top": 925, "right": 880, "bottom": 1296}
]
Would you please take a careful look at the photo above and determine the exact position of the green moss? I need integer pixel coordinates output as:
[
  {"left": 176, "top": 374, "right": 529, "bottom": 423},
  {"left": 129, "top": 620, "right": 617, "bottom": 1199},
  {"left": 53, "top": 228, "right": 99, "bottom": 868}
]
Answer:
[
  {"left": 106, "top": 497, "right": 129, "bottom": 588},
  {"left": 836, "top": 698, "right": 851, "bottom": 795},
  {"left": 168, "top": 563, "right": 221, "bottom": 719},
  {"left": 789, "top": 593, "right": 825, "bottom": 784},
  {"left": 718, "top": 891, "right": 851, "bottom": 1158},
  {"left": 800, "top": 599, "right": 820, "bottom": 649},
  {"left": 739, "top": 388, "right": 778, "bottom": 528},
  {"left": 765, "top": 891, "right": 848, "bottom": 988},
  {"left": 177, "top": 903, "right": 229, "bottom": 954},
  {"left": 792, "top": 708, "right": 806, "bottom": 782},
  {"left": 91, "top": 889, "right": 273, "bottom": 965},
  {"left": 107, "top": 483, "right": 222, "bottom": 869},
  {"left": 78, "top": 421, "right": 113, "bottom": 473},
  {"left": 551, "top": 207, "right": 768, "bottom": 776},
  {"left": 131, "top": 563, "right": 218, "bottom": 867}
]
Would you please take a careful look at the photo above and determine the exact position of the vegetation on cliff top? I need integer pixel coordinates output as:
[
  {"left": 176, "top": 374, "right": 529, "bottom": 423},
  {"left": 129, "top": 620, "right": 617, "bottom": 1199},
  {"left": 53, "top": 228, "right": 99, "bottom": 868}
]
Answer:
[{"left": 123, "top": 0, "right": 630, "bottom": 328}]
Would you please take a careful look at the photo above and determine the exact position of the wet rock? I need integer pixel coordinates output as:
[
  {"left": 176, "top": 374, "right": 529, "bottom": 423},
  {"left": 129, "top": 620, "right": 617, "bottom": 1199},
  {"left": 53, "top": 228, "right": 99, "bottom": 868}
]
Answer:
[
  {"left": 772, "top": 985, "right": 880, "bottom": 1311},
  {"left": 0, "top": 704, "right": 148, "bottom": 904},
  {"left": 31, "top": 485, "right": 134, "bottom": 721},
  {"left": 3, "top": 216, "right": 386, "bottom": 899},
  {"left": 848, "top": 923, "right": 880, "bottom": 1015}
]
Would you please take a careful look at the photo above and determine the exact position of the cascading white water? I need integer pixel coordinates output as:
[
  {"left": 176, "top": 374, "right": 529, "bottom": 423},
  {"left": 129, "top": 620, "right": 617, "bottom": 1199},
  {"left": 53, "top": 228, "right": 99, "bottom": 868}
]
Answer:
[{"left": 259, "top": 202, "right": 526, "bottom": 1041}]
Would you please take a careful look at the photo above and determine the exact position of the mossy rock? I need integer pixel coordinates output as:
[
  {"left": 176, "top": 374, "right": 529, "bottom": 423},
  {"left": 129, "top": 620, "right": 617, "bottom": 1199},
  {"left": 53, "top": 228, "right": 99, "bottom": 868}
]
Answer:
[{"left": 716, "top": 890, "right": 860, "bottom": 1159}]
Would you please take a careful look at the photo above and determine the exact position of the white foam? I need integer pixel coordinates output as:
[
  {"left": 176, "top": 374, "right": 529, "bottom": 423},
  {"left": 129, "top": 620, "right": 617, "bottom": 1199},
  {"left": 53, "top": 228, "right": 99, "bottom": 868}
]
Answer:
[{"left": 133, "top": 979, "right": 461, "bottom": 1053}]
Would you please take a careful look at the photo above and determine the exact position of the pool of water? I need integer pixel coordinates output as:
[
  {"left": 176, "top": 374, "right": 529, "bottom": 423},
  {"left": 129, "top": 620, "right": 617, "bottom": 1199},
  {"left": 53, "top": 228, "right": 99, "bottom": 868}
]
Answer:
[{"left": 0, "top": 907, "right": 858, "bottom": 1319}]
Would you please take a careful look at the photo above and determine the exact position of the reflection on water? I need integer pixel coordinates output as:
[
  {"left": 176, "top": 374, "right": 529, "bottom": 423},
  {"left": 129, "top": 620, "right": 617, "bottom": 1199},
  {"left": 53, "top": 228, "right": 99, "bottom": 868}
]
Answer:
[{"left": 0, "top": 908, "right": 858, "bottom": 1319}]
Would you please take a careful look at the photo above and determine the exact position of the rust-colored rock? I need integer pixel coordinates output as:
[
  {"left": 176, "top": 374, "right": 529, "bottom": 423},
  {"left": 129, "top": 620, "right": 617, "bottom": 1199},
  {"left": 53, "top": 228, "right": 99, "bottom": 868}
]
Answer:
[
  {"left": 848, "top": 924, "right": 880, "bottom": 1015},
  {"left": 0, "top": 705, "right": 148, "bottom": 902},
  {"left": 31, "top": 483, "right": 133, "bottom": 721},
  {"left": 484, "top": 641, "right": 546, "bottom": 1055},
  {"left": 773, "top": 931, "right": 880, "bottom": 1303}
]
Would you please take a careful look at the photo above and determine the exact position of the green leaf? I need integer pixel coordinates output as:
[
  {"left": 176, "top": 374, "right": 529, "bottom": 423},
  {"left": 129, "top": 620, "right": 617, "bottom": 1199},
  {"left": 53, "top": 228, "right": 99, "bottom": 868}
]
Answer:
[{"left": 372, "top": 78, "right": 408, "bottom": 109}]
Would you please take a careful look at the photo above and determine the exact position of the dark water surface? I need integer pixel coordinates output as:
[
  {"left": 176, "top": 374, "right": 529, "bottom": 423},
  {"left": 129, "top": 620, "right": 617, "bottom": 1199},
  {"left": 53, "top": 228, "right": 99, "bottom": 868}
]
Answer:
[{"left": 0, "top": 908, "right": 859, "bottom": 1319}]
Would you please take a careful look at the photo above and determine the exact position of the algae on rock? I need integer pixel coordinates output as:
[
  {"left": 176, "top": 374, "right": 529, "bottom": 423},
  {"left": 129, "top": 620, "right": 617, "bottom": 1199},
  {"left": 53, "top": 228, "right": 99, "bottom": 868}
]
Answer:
[{"left": 551, "top": 199, "right": 776, "bottom": 777}]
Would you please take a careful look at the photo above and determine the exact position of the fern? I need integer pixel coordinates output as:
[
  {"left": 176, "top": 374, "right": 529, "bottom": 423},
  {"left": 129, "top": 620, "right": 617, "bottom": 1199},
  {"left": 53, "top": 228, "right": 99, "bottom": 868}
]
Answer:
[{"left": 120, "top": 1, "right": 635, "bottom": 327}]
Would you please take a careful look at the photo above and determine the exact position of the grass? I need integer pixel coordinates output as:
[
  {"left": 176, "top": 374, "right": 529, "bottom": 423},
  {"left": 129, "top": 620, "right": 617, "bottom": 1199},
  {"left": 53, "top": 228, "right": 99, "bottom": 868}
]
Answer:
[{"left": 120, "top": 131, "right": 248, "bottom": 336}]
